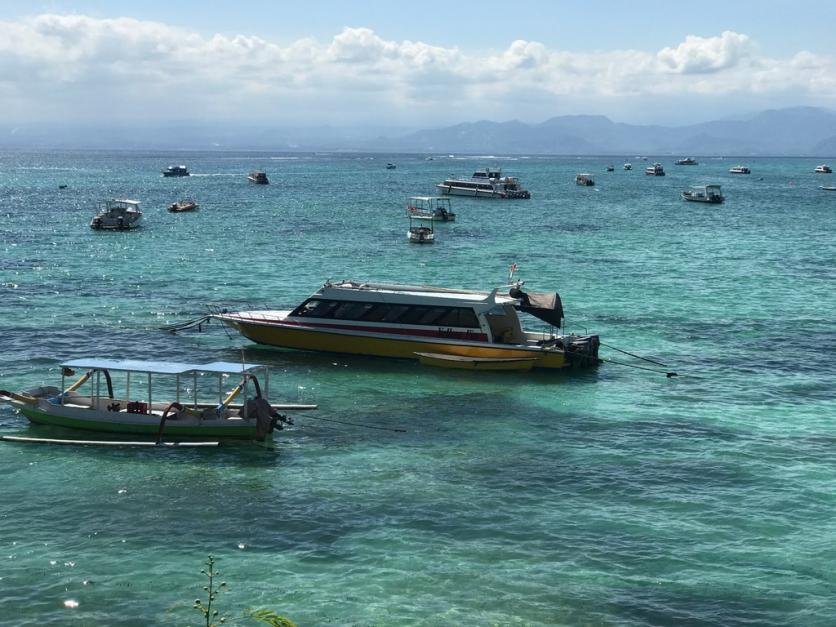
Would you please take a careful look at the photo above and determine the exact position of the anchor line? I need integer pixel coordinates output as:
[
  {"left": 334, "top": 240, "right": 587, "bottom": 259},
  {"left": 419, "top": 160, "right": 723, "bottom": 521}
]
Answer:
[
  {"left": 159, "top": 315, "right": 212, "bottom": 334},
  {"left": 304, "top": 415, "right": 407, "bottom": 433},
  {"left": 601, "top": 357, "right": 678, "bottom": 378},
  {"left": 600, "top": 342, "right": 671, "bottom": 368}
]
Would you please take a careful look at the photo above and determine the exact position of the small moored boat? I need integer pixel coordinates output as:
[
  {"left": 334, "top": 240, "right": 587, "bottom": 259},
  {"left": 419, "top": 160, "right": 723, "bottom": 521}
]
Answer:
[
  {"left": 90, "top": 199, "right": 142, "bottom": 230},
  {"left": 386, "top": 163, "right": 397, "bottom": 170},
  {"left": 0, "top": 359, "right": 314, "bottom": 441},
  {"left": 437, "top": 168, "right": 531, "bottom": 199},
  {"left": 210, "top": 274, "right": 601, "bottom": 371},
  {"left": 575, "top": 173, "right": 595, "bottom": 186},
  {"left": 167, "top": 199, "right": 199, "bottom": 213},
  {"left": 408, "top": 216, "right": 435, "bottom": 244},
  {"left": 406, "top": 196, "right": 455, "bottom": 221},
  {"left": 606, "top": 165, "right": 615, "bottom": 172},
  {"left": 819, "top": 185, "right": 836, "bottom": 191},
  {"left": 674, "top": 157, "right": 698, "bottom": 165},
  {"left": 623, "top": 163, "right": 632, "bottom": 170},
  {"left": 814, "top": 164, "right": 832, "bottom": 173},
  {"left": 729, "top": 165, "right": 751, "bottom": 174},
  {"left": 645, "top": 163, "right": 665, "bottom": 176},
  {"left": 162, "top": 165, "right": 190, "bottom": 177},
  {"left": 248, "top": 171, "right": 269, "bottom": 184},
  {"left": 681, "top": 184, "right": 724, "bottom": 204}
]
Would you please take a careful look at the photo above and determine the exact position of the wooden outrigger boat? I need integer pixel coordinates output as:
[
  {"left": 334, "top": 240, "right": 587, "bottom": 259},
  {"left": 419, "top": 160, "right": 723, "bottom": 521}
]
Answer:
[{"left": 0, "top": 359, "right": 316, "bottom": 441}]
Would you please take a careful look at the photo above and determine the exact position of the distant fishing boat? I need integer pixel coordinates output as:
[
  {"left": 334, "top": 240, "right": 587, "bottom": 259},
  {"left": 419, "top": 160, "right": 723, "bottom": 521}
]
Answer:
[
  {"left": 575, "top": 173, "right": 595, "bottom": 186},
  {"left": 407, "top": 215, "right": 435, "bottom": 244},
  {"left": 386, "top": 163, "right": 397, "bottom": 170},
  {"left": 606, "top": 165, "right": 615, "bottom": 172},
  {"left": 681, "top": 184, "right": 724, "bottom": 204},
  {"left": 162, "top": 165, "right": 190, "bottom": 177},
  {"left": 248, "top": 171, "right": 269, "bottom": 184},
  {"left": 167, "top": 199, "right": 198, "bottom": 213},
  {"left": 645, "top": 163, "right": 665, "bottom": 176},
  {"left": 0, "top": 359, "right": 310, "bottom": 441},
  {"left": 406, "top": 196, "right": 455, "bottom": 221},
  {"left": 674, "top": 157, "right": 698, "bottom": 165},
  {"left": 90, "top": 199, "right": 142, "bottom": 230}
]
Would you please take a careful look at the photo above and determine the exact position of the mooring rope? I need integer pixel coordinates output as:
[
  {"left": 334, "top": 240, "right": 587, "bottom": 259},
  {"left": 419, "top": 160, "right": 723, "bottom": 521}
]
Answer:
[
  {"left": 601, "top": 357, "right": 678, "bottom": 378},
  {"left": 600, "top": 342, "right": 672, "bottom": 368},
  {"left": 304, "top": 415, "right": 407, "bottom": 433},
  {"left": 159, "top": 315, "right": 212, "bottom": 334}
]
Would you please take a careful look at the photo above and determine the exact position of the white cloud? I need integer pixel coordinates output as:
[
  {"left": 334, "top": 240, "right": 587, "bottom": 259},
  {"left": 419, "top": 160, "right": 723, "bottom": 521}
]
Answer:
[
  {"left": 0, "top": 14, "right": 833, "bottom": 125},
  {"left": 657, "top": 31, "right": 752, "bottom": 74}
]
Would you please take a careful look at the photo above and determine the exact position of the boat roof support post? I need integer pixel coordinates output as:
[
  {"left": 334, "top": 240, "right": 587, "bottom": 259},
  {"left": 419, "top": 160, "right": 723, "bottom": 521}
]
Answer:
[
  {"left": 95, "top": 370, "right": 100, "bottom": 404},
  {"left": 176, "top": 374, "right": 180, "bottom": 404},
  {"left": 193, "top": 373, "right": 197, "bottom": 409},
  {"left": 126, "top": 372, "right": 131, "bottom": 402},
  {"left": 147, "top": 373, "right": 152, "bottom": 409},
  {"left": 61, "top": 372, "right": 65, "bottom": 405},
  {"left": 264, "top": 368, "right": 269, "bottom": 403},
  {"left": 242, "top": 377, "right": 249, "bottom": 418}
]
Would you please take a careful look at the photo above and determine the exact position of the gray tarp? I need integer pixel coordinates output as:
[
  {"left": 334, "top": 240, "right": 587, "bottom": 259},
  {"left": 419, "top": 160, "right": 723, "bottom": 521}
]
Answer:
[{"left": 509, "top": 288, "right": 564, "bottom": 327}]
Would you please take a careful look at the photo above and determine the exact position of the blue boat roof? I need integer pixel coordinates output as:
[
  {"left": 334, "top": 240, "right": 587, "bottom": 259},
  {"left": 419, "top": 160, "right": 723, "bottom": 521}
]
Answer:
[{"left": 60, "top": 359, "right": 265, "bottom": 375}]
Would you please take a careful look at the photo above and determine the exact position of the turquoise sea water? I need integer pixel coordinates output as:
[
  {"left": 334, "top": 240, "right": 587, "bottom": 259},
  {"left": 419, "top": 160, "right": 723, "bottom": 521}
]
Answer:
[{"left": 0, "top": 151, "right": 834, "bottom": 625}]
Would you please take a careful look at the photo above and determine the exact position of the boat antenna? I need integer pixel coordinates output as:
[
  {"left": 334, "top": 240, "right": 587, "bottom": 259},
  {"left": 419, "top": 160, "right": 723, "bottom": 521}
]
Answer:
[{"left": 508, "top": 262, "right": 518, "bottom": 282}]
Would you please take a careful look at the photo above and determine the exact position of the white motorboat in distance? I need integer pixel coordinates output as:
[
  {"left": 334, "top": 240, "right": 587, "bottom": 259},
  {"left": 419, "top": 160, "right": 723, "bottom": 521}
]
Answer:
[
  {"left": 90, "top": 199, "right": 142, "bottom": 230},
  {"left": 575, "top": 173, "right": 595, "bottom": 186},
  {"left": 645, "top": 163, "right": 665, "bottom": 176},
  {"left": 211, "top": 277, "right": 601, "bottom": 371},
  {"left": 624, "top": 163, "right": 632, "bottom": 170},
  {"left": 814, "top": 164, "right": 832, "bottom": 173},
  {"left": 437, "top": 168, "right": 531, "bottom": 199},
  {"left": 682, "top": 184, "right": 724, "bottom": 204},
  {"left": 729, "top": 165, "right": 751, "bottom": 174},
  {"left": 406, "top": 196, "right": 455, "bottom": 221}
]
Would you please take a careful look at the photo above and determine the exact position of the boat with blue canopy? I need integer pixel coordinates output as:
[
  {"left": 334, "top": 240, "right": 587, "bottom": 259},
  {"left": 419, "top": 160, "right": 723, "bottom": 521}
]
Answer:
[{"left": 0, "top": 359, "right": 316, "bottom": 441}]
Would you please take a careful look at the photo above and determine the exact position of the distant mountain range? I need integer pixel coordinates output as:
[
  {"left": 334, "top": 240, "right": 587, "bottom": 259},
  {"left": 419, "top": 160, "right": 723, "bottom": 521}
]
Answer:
[
  {"left": 371, "top": 107, "right": 836, "bottom": 156},
  {"left": 3, "top": 107, "right": 836, "bottom": 155}
]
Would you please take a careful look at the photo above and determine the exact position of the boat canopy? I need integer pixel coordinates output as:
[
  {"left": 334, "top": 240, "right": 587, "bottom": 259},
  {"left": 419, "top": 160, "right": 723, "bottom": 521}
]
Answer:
[
  {"left": 509, "top": 287, "right": 564, "bottom": 327},
  {"left": 60, "top": 358, "right": 265, "bottom": 375}
]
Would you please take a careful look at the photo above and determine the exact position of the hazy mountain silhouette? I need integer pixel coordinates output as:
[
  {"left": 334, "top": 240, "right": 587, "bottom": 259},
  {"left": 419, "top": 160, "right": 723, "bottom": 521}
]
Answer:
[
  {"left": 378, "top": 107, "right": 836, "bottom": 155},
  {"left": 2, "top": 107, "right": 835, "bottom": 155}
]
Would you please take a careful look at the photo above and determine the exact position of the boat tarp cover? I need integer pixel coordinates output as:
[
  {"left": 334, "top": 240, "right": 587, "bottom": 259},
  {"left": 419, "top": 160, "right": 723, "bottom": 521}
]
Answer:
[{"left": 509, "top": 288, "right": 564, "bottom": 326}]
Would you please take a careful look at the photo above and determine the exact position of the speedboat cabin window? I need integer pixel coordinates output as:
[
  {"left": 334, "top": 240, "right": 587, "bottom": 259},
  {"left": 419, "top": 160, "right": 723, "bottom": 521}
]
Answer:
[{"left": 292, "top": 299, "right": 480, "bottom": 328}]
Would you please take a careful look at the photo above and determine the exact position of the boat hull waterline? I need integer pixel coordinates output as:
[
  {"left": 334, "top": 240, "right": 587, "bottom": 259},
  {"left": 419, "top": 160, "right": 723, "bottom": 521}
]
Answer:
[
  {"left": 18, "top": 402, "right": 257, "bottom": 439},
  {"left": 217, "top": 314, "right": 586, "bottom": 370}
]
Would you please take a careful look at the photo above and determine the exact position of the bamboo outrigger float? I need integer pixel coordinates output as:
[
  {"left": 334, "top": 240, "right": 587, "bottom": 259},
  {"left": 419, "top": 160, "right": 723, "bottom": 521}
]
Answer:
[{"left": 0, "top": 359, "right": 316, "bottom": 441}]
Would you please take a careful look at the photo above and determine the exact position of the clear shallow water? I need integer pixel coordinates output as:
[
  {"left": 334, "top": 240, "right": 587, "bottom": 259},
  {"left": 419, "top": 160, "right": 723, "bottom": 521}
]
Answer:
[{"left": 1, "top": 151, "right": 834, "bottom": 625}]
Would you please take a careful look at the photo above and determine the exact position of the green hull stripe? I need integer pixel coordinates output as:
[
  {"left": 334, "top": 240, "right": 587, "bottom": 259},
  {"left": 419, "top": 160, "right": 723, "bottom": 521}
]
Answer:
[{"left": 19, "top": 406, "right": 257, "bottom": 439}]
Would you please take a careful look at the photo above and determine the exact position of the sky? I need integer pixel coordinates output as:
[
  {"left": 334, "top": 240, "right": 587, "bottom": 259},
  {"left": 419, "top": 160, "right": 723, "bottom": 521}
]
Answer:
[{"left": 1, "top": 1, "right": 835, "bottom": 130}]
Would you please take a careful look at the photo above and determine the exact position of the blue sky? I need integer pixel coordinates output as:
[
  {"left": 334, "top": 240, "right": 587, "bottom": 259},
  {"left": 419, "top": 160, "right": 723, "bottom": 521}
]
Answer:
[{"left": 1, "top": 2, "right": 834, "bottom": 128}]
